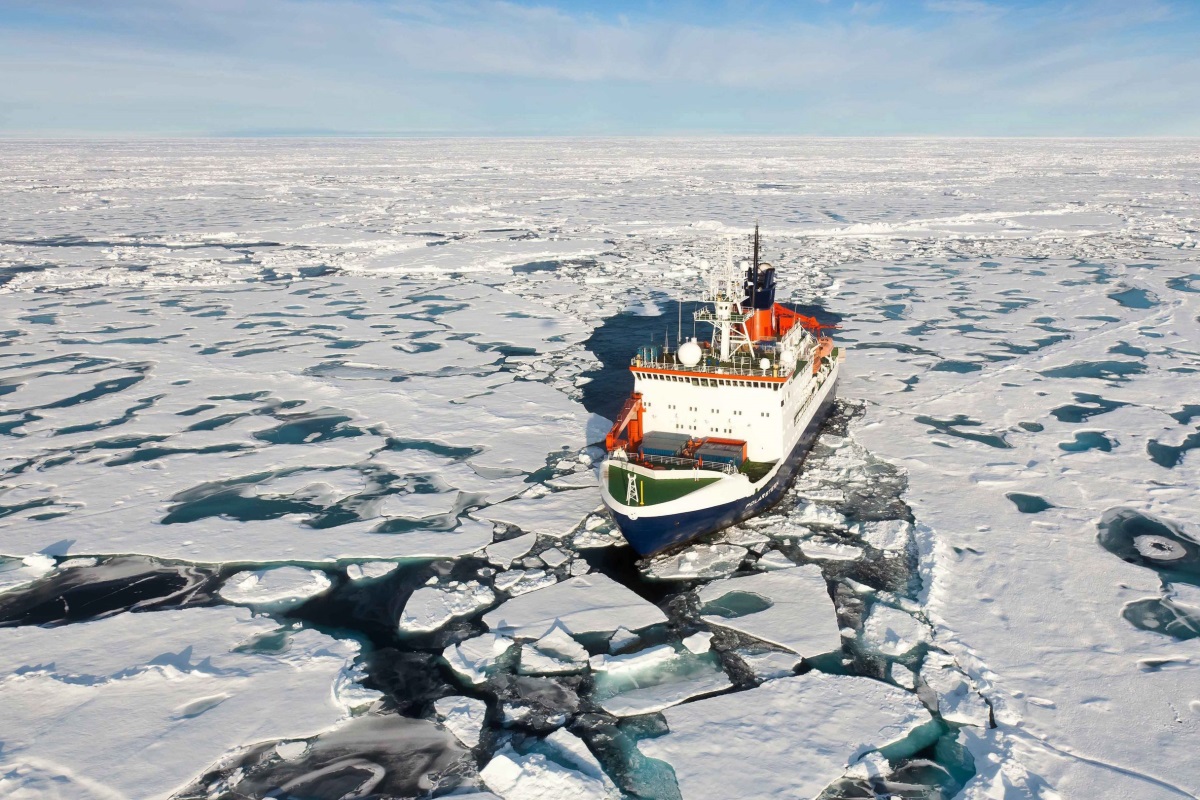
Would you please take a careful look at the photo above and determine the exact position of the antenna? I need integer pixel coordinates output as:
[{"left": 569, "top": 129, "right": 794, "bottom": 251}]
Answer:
[
  {"left": 677, "top": 292, "right": 682, "bottom": 345},
  {"left": 751, "top": 222, "right": 760, "bottom": 306}
]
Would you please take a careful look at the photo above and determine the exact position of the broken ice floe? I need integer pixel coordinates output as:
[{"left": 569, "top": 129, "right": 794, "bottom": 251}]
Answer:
[
  {"left": 435, "top": 695, "right": 489, "bottom": 748},
  {"left": 642, "top": 542, "right": 747, "bottom": 581},
  {"left": 218, "top": 566, "right": 332, "bottom": 611},
  {"left": 482, "top": 729, "right": 620, "bottom": 800},
  {"left": 698, "top": 565, "right": 841, "bottom": 657},
  {"left": 399, "top": 580, "right": 496, "bottom": 634},
  {"left": 862, "top": 603, "right": 928, "bottom": 657},
  {"left": 483, "top": 574, "right": 667, "bottom": 641},
  {"left": 0, "top": 606, "right": 361, "bottom": 799},
  {"left": 639, "top": 671, "right": 935, "bottom": 800}
]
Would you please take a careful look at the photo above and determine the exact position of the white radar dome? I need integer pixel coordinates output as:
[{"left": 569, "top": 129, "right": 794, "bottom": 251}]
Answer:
[
  {"left": 759, "top": 358, "right": 771, "bottom": 372},
  {"left": 678, "top": 339, "right": 702, "bottom": 367},
  {"left": 781, "top": 346, "right": 796, "bottom": 365}
]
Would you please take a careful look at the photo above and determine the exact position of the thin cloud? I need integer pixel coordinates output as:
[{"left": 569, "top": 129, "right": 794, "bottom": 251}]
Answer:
[{"left": 0, "top": 0, "right": 1197, "bottom": 134}]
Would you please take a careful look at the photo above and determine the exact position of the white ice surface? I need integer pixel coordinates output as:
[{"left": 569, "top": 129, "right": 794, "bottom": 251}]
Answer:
[
  {"left": 862, "top": 604, "right": 928, "bottom": 657},
  {"left": 0, "top": 554, "right": 56, "bottom": 595},
  {"left": 483, "top": 574, "right": 668, "bottom": 640},
  {"left": 476, "top": 489, "right": 601, "bottom": 540},
  {"left": 443, "top": 632, "right": 515, "bottom": 686},
  {"left": 399, "top": 580, "right": 496, "bottom": 633},
  {"left": 434, "top": 695, "right": 488, "bottom": 748},
  {"left": 217, "top": 566, "right": 332, "bottom": 610},
  {"left": 4, "top": 139, "right": 1200, "bottom": 797},
  {"left": 482, "top": 728, "right": 619, "bottom": 799},
  {"left": 640, "top": 671, "right": 932, "bottom": 800},
  {"left": 698, "top": 565, "right": 842, "bottom": 657},
  {"left": 0, "top": 607, "right": 358, "bottom": 799},
  {"left": 643, "top": 543, "right": 747, "bottom": 581}
]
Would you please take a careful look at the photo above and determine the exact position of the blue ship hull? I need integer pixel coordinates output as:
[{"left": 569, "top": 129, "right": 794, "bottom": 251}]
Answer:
[{"left": 611, "top": 379, "right": 840, "bottom": 556}]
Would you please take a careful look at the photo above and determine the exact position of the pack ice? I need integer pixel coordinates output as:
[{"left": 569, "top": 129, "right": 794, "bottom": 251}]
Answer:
[{"left": 2, "top": 138, "right": 1199, "bottom": 799}]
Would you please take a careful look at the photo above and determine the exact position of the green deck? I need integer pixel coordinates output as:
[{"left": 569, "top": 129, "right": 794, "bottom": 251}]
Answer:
[{"left": 607, "top": 464, "right": 719, "bottom": 507}]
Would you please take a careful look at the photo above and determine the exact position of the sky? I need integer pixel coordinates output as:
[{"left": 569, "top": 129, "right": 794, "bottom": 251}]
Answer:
[{"left": 0, "top": 0, "right": 1198, "bottom": 136}]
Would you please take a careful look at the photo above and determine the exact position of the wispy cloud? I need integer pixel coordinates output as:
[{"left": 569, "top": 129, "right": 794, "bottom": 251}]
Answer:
[{"left": 0, "top": 0, "right": 1197, "bottom": 134}]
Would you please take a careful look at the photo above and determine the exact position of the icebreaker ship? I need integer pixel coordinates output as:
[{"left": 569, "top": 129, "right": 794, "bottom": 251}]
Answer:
[{"left": 600, "top": 227, "right": 844, "bottom": 554}]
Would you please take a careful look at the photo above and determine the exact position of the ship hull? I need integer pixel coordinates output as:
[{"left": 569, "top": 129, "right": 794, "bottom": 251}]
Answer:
[{"left": 606, "top": 377, "right": 839, "bottom": 555}]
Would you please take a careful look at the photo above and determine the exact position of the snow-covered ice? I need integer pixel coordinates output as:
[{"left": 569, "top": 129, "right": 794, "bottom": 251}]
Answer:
[
  {"left": 399, "top": 580, "right": 496, "bottom": 633},
  {"left": 639, "top": 671, "right": 934, "bottom": 800},
  {"left": 483, "top": 574, "right": 668, "bottom": 640},
  {"left": 217, "top": 566, "right": 332, "bottom": 610},
  {"left": 434, "top": 695, "right": 488, "bottom": 748},
  {"left": 4, "top": 137, "right": 1200, "bottom": 798},
  {"left": 0, "top": 607, "right": 360, "bottom": 799},
  {"left": 698, "top": 565, "right": 842, "bottom": 656}
]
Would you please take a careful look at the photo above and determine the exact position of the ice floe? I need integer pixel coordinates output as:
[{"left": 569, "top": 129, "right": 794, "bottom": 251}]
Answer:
[
  {"left": 639, "top": 671, "right": 934, "bottom": 800},
  {"left": 399, "top": 580, "right": 496, "bottom": 634},
  {"left": 0, "top": 607, "right": 359, "bottom": 799},
  {"left": 698, "top": 565, "right": 842, "bottom": 656},
  {"left": 218, "top": 566, "right": 332, "bottom": 611},
  {"left": 434, "top": 695, "right": 488, "bottom": 748},
  {"left": 483, "top": 574, "right": 667, "bottom": 640},
  {"left": 862, "top": 603, "right": 928, "bottom": 657},
  {"left": 642, "top": 543, "right": 747, "bottom": 580}
]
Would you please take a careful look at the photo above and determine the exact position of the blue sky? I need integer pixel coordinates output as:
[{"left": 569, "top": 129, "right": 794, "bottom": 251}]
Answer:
[{"left": 1, "top": 0, "right": 1197, "bottom": 135}]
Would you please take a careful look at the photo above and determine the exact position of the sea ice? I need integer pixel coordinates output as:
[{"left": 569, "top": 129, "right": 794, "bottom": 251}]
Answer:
[
  {"left": 590, "top": 644, "right": 732, "bottom": 716},
  {"left": 485, "top": 534, "right": 537, "bottom": 568},
  {"left": 518, "top": 626, "right": 590, "bottom": 675},
  {"left": 444, "top": 632, "right": 516, "bottom": 685},
  {"left": 494, "top": 568, "right": 558, "bottom": 596},
  {"left": 434, "top": 695, "right": 488, "bottom": 748},
  {"left": 399, "top": 580, "right": 496, "bottom": 634},
  {"left": 643, "top": 543, "right": 747, "bottom": 580},
  {"left": 217, "top": 566, "right": 332, "bottom": 611},
  {"left": 483, "top": 574, "right": 668, "bottom": 640},
  {"left": 861, "top": 604, "right": 928, "bottom": 657},
  {"left": 0, "top": 554, "right": 56, "bottom": 595},
  {"left": 851, "top": 519, "right": 912, "bottom": 551},
  {"left": 0, "top": 607, "right": 359, "bottom": 799},
  {"left": 481, "top": 729, "right": 620, "bottom": 800},
  {"left": 639, "top": 671, "right": 933, "bottom": 800},
  {"left": 345, "top": 561, "right": 399, "bottom": 581},
  {"left": 476, "top": 489, "right": 601, "bottom": 540},
  {"left": 698, "top": 565, "right": 842, "bottom": 656}
]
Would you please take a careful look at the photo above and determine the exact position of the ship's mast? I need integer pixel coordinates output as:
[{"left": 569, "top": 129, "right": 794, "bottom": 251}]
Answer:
[{"left": 700, "top": 239, "right": 754, "bottom": 362}]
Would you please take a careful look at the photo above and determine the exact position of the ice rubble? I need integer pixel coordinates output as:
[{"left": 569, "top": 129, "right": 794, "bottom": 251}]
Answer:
[
  {"left": 642, "top": 542, "right": 747, "bottom": 580},
  {"left": 590, "top": 644, "right": 732, "bottom": 716},
  {"left": 698, "top": 565, "right": 842, "bottom": 656},
  {"left": 0, "top": 607, "right": 360, "bottom": 799},
  {"left": 217, "top": 566, "right": 332, "bottom": 610},
  {"left": 639, "top": 671, "right": 933, "bottom": 800},
  {"left": 444, "top": 632, "right": 515, "bottom": 685}
]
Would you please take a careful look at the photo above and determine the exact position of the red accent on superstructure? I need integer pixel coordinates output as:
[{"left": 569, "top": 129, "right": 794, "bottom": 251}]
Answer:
[
  {"left": 811, "top": 336, "right": 835, "bottom": 375},
  {"left": 746, "top": 308, "right": 776, "bottom": 341},
  {"left": 606, "top": 393, "right": 644, "bottom": 452},
  {"left": 774, "top": 304, "right": 837, "bottom": 338}
]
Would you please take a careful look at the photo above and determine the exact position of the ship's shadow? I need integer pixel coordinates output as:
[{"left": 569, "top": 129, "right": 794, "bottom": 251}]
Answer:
[{"left": 579, "top": 299, "right": 842, "bottom": 422}]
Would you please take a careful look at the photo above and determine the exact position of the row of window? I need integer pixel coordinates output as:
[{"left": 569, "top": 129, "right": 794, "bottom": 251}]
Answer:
[{"left": 638, "top": 372, "right": 782, "bottom": 390}]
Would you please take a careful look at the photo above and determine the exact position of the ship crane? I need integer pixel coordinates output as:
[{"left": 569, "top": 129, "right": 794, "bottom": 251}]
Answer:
[{"left": 605, "top": 392, "right": 644, "bottom": 452}]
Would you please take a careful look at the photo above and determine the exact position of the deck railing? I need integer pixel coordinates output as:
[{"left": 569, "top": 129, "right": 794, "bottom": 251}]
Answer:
[
  {"left": 614, "top": 451, "right": 740, "bottom": 475},
  {"left": 630, "top": 356, "right": 794, "bottom": 379}
]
